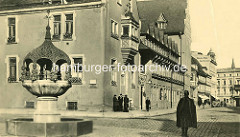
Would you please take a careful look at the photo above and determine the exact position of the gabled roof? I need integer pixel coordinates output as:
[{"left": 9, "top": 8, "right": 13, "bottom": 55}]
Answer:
[
  {"left": 157, "top": 13, "right": 167, "bottom": 23},
  {"left": 192, "top": 56, "right": 211, "bottom": 78},
  {"left": 137, "top": 0, "right": 187, "bottom": 35}
]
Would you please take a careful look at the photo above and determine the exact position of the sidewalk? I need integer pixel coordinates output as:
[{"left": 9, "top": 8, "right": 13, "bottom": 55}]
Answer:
[{"left": 0, "top": 108, "right": 176, "bottom": 118}]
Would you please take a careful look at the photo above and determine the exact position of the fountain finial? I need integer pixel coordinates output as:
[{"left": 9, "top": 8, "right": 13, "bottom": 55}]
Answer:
[{"left": 45, "top": 10, "right": 51, "bottom": 40}]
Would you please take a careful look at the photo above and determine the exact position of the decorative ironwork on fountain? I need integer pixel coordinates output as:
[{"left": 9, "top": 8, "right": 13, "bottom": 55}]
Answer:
[{"left": 19, "top": 10, "right": 72, "bottom": 122}]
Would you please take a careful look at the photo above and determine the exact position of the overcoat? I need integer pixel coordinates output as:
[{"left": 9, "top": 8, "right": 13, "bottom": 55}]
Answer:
[{"left": 176, "top": 97, "right": 197, "bottom": 128}]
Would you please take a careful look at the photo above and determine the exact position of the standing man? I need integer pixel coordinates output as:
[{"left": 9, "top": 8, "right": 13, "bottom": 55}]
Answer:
[
  {"left": 145, "top": 97, "right": 151, "bottom": 111},
  {"left": 123, "top": 95, "right": 129, "bottom": 112},
  {"left": 118, "top": 94, "right": 123, "bottom": 111},
  {"left": 176, "top": 90, "right": 197, "bottom": 137},
  {"left": 113, "top": 95, "right": 118, "bottom": 112}
]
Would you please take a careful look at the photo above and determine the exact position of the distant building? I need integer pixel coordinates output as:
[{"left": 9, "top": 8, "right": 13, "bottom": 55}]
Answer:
[
  {"left": 217, "top": 59, "right": 240, "bottom": 107},
  {"left": 191, "top": 56, "right": 212, "bottom": 106},
  {"left": 191, "top": 50, "right": 217, "bottom": 98}
]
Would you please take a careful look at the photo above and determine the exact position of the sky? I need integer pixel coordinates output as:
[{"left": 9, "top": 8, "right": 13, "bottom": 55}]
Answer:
[{"left": 189, "top": 0, "right": 240, "bottom": 68}]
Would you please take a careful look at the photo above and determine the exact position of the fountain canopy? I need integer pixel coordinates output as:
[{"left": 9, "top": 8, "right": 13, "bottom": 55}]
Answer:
[{"left": 20, "top": 24, "right": 72, "bottom": 97}]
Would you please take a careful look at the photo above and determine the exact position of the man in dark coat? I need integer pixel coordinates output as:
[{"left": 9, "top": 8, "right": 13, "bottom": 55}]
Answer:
[
  {"left": 177, "top": 90, "right": 197, "bottom": 137},
  {"left": 118, "top": 94, "right": 123, "bottom": 111},
  {"left": 113, "top": 95, "right": 118, "bottom": 112},
  {"left": 123, "top": 95, "right": 129, "bottom": 112},
  {"left": 145, "top": 97, "right": 151, "bottom": 111}
]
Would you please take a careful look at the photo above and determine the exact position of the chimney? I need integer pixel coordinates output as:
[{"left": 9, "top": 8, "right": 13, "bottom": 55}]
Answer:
[
  {"left": 149, "top": 24, "right": 155, "bottom": 38},
  {"left": 231, "top": 58, "right": 235, "bottom": 69},
  {"left": 163, "top": 34, "right": 168, "bottom": 45}
]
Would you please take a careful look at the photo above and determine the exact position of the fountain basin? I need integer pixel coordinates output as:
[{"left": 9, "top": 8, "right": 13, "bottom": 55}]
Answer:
[
  {"left": 22, "top": 80, "right": 71, "bottom": 97},
  {"left": 6, "top": 118, "right": 93, "bottom": 136}
]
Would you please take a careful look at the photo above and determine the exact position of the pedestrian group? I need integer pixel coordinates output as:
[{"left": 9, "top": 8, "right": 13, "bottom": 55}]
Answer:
[{"left": 113, "top": 94, "right": 130, "bottom": 112}]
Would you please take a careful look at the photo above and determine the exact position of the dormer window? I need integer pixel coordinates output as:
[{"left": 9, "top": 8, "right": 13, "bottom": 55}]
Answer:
[{"left": 156, "top": 13, "right": 168, "bottom": 30}]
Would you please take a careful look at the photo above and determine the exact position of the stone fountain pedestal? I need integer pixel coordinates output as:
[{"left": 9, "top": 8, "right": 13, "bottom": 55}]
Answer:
[
  {"left": 34, "top": 97, "right": 60, "bottom": 123},
  {"left": 6, "top": 81, "right": 93, "bottom": 136},
  {"left": 6, "top": 97, "right": 93, "bottom": 136}
]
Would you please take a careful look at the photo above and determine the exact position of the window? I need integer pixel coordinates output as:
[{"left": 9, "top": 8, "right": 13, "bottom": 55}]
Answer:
[
  {"left": 68, "top": 56, "right": 83, "bottom": 85},
  {"left": 190, "top": 73, "right": 193, "bottom": 81},
  {"left": 111, "top": 20, "right": 118, "bottom": 39},
  {"left": 218, "top": 80, "right": 220, "bottom": 86},
  {"left": 67, "top": 102, "right": 78, "bottom": 110},
  {"left": 218, "top": 88, "right": 220, "bottom": 95},
  {"left": 122, "top": 25, "right": 129, "bottom": 36},
  {"left": 8, "top": 18, "right": 16, "bottom": 43},
  {"left": 25, "top": 101, "right": 35, "bottom": 108},
  {"left": 230, "top": 74, "right": 232, "bottom": 77},
  {"left": 111, "top": 59, "right": 117, "bottom": 86},
  {"left": 53, "top": 15, "right": 61, "bottom": 40},
  {"left": 229, "top": 80, "right": 232, "bottom": 85},
  {"left": 224, "top": 80, "right": 226, "bottom": 85},
  {"left": 224, "top": 74, "right": 226, "bottom": 77},
  {"left": 224, "top": 88, "right": 226, "bottom": 95},
  {"left": 8, "top": 57, "right": 17, "bottom": 82},
  {"left": 131, "top": 67, "right": 136, "bottom": 89},
  {"left": 159, "top": 88, "right": 163, "bottom": 100},
  {"left": 64, "top": 14, "right": 73, "bottom": 39},
  {"left": 72, "top": 57, "right": 83, "bottom": 78}
]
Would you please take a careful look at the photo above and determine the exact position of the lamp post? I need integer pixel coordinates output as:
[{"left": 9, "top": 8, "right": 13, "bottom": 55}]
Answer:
[{"left": 139, "top": 73, "right": 147, "bottom": 110}]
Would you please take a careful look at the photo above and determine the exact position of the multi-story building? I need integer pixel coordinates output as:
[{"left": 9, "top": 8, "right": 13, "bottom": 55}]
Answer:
[
  {"left": 191, "top": 50, "right": 217, "bottom": 98},
  {"left": 0, "top": 0, "right": 142, "bottom": 110},
  {"left": 217, "top": 59, "right": 240, "bottom": 107},
  {"left": 191, "top": 56, "right": 212, "bottom": 105},
  {"left": 137, "top": 0, "right": 191, "bottom": 109},
  {"left": 0, "top": 0, "right": 190, "bottom": 111}
]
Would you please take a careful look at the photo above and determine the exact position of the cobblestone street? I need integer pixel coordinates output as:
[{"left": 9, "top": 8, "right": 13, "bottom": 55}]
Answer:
[{"left": 0, "top": 107, "right": 239, "bottom": 137}]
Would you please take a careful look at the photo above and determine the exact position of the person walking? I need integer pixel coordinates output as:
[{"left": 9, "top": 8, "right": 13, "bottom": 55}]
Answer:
[
  {"left": 176, "top": 90, "right": 197, "bottom": 137},
  {"left": 123, "top": 95, "right": 129, "bottom": 112},
  {"left": 145, "top": 97, "right": 151, "bottom": 111},
  {"left": 113, "top": 95, "right": 118, "bottom": 112},
  {"left": 118, "top": 94, "right": 123, "bottom": 111}
]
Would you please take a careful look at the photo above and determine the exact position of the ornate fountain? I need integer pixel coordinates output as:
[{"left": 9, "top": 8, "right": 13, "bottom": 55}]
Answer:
[{"left": 6, "top": 10, "right": 93, "bottom": 136}]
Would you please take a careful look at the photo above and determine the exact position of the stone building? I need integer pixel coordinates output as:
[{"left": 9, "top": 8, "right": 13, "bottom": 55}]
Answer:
[
  {"left": 217, "top": 59, "right": 240, "bottom": 107},
  {"left": 137, "top": 0, "right": 191, "bottom": 110},
  {"left": 0, "top": 0, "right": 190, "bottom": 111},
  {"left": 0, "top": 0, "right": 141, "bottom": 110}
]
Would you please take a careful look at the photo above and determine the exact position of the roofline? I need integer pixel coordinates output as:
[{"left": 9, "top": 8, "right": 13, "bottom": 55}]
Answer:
[{"left": 0, "top": 1, "right": 103, "bottom": 15}]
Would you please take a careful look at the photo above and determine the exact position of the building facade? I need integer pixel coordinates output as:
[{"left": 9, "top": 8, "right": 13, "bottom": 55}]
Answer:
[
  {"left": 217, "top": 59, "right": 240, "bottom": 107},
  {"left": 137, "top": 0, "right": 191, "bottom": 110},
  {"left": 0, "top": 0, "right": 190, "bottom": 111},
  {"left": 191, "top": 50, "right": 217, "bottom": 98},
  {"left": 191, "top": 56, "right": 212, "bottom": 106}
]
